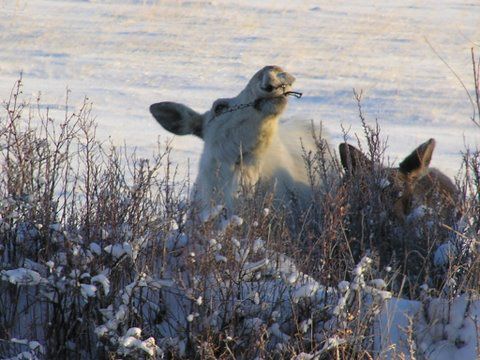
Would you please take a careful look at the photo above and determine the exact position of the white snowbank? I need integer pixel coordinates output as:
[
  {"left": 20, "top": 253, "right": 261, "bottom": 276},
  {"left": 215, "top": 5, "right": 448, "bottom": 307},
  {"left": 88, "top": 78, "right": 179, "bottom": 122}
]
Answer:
[{"left": 1, "top": 268, "right": 46, "bottom": 286}]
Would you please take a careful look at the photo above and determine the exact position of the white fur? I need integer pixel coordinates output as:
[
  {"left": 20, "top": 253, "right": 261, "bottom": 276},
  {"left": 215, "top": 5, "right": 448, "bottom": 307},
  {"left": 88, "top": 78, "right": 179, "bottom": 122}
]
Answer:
[{"left": 150, "top": 66, "right": 328, "bottom": 215}]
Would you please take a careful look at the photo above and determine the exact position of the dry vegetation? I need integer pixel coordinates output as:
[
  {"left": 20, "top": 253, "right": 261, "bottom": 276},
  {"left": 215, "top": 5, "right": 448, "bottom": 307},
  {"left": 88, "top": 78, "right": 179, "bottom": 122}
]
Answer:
[{"left": 0, "top": 50, "right": 479, "bottom": 359}]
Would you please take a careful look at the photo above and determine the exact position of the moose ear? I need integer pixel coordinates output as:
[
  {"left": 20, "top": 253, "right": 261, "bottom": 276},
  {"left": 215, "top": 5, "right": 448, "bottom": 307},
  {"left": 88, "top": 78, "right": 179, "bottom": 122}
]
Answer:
[
  {"left": 399, "top": 138, "right": 435, "bottom": 179},
  {"left": 149, "top": 102, "right": 204, "bottom": 139},
  {"left": 339, "top": 143, "right": 373, "bottom": 174}
]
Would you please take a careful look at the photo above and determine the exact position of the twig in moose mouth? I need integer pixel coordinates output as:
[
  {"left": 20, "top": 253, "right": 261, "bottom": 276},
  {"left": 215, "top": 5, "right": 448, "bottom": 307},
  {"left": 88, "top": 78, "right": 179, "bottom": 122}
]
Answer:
[
  {"left": 284, "top": 91, "right": 303, "bottom": 98},
  {"left": 277, "top": 82, "right": 303, "bottom": 98},
  {"left": 210, "top": 90, "right": 303, "bottom": 121}
]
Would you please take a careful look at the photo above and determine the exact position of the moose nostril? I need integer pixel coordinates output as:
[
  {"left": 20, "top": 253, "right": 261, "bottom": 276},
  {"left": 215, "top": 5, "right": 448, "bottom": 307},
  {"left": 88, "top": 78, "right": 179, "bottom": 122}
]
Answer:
[{"left": 278, "top": 72, "right": 295, "bottom": 84}]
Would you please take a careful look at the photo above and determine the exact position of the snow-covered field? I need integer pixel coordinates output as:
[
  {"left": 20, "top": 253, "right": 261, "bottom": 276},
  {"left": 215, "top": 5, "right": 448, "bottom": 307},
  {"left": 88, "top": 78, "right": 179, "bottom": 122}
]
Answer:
[
  {"left": 1, "top": 0, "right": 479, "bottom": 179},
  {"left": 1, "top": 1, "right": 480, "bottom": 359}
]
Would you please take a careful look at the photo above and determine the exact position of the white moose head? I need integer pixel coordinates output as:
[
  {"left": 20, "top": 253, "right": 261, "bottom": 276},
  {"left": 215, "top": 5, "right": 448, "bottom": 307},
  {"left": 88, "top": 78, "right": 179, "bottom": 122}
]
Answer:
[{"left": 150, "top": 66, "right": 314, "bottom": 218}]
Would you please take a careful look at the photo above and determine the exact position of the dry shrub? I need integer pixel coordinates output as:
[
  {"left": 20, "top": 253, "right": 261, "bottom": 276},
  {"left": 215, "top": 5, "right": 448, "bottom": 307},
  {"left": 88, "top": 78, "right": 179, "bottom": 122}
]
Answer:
[{"left": 0, "top": 49, "right": 479, "bottom": 359}]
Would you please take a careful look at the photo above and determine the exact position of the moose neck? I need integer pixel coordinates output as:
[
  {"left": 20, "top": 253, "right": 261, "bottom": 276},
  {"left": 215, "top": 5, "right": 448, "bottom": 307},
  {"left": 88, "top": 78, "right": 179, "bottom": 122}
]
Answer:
[{"left": 251, "top": 116, "right": 278, "bottom": 158}]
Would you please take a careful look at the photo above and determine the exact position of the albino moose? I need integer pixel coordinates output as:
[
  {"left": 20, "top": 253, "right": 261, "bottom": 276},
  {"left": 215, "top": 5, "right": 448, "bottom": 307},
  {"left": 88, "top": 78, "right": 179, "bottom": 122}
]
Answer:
[{"left": 150, "top": 66, "right": 320, "bottom": 217}]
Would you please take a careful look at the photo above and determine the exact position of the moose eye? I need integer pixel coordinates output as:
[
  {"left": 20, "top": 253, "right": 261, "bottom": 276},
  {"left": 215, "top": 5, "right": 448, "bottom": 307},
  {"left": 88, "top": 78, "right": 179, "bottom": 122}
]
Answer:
[
  {"left": 213, "top": 102, "right": 228, "bottom": 115},
  {"left": 263, "top": 85, "right": 274, "bottom": 92}
]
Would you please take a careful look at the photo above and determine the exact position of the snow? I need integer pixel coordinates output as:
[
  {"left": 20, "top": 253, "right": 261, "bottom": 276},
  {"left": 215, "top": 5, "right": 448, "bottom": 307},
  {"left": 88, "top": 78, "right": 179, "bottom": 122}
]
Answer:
[
  {"left": 293, "top": 280, "right": 320, "bottom": 302},
  {"left": 244, "top": 317, "right": 264, "bottom": 331},
  {"left": 1, "top": 268, "right": 46, "bottom": 286},
  {"left": 415, "top": 294, "right": 480, "bottom": 360},
  {"left": 9, "top": 339, "right": 43, "bottom": 353},
  {"left": 1, "top": 0, "right": 479, "bottom": 359},
  {"left": 92, "top": 273, "right": 111, "bottom": 295},
  {"left": 104, "top": 242, "right": 133, "bottom": 260},
  {"left": 406, "top": 205, "right": 429, "bottom": 222},
  {"left": 166, "top": 231, "right": 189, "bottom": 251},
  {"left": 338, "top": 280, "right": 350, "bottom": 292},
  {"left": 125, "top": 327, "right": 142, "bottom": 338},
  {"left": 118, "top": 334, "right": 159, "bottom": 357},
  {"left": 220, "top": 214, "right": 244, "bottom": 230},
  {"left": 242, "top": 258, "right": 269, "bottom": 276},
  {"left": 89, "top": 242, "right": 102, "bottom": 256},
  {"left": 269, "top": 323, "right": 291, "bottom": 343},
  {"left": 80, "top": 284, "right": 97, "bottom": 299},
  {"left": 370, "top": 279, "right": 387, "bottom": 289},
  {"left": 375, "top": 298, "right": 422, "bottom": 359},
  {"left": 1, "top": 0, "right": 478, "bottom": 181},
  {"left": 48, "top": 223, "right": 61, "bottom": 232},
  {"left": 199, "top": 205, "right": 224, "bottom": 223},
  {"left": 434, "top": 241, "right": 457, "bottom": 267}
]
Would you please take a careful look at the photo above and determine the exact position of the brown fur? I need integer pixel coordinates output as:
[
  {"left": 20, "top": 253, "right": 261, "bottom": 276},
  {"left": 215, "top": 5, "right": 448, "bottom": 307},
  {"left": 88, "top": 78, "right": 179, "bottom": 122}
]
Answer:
[{"left": 339, "top": 139, "right": 458, "bottom": 222}]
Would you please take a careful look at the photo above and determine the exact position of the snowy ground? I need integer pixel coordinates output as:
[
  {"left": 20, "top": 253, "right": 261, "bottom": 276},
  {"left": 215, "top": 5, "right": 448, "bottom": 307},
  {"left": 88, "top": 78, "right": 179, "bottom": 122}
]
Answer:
[
  {"left": 1, "top": 0, "right": 479, "bottom": 180},
  {"left": 1, "top": 2, "right": 480, "bottom": 358}
]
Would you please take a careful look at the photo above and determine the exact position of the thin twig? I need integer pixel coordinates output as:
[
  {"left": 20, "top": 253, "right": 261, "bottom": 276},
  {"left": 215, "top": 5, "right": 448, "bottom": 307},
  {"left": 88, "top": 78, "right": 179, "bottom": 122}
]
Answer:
[
  {"left": 471, "top": 48, "right": 480, "bottom": 128},
  {"left": 424, "top": 37, "right": 479, "bottom": 128}
]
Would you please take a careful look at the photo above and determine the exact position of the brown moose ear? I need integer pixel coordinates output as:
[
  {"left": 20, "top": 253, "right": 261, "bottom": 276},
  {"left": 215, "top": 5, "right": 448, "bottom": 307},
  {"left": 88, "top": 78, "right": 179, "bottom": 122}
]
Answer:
[
  {"left": 339, "top": 143, "right": 373, "bottom": 174},
  {"left": 399, "top": 138, "right": 435, "bottom": 179}
]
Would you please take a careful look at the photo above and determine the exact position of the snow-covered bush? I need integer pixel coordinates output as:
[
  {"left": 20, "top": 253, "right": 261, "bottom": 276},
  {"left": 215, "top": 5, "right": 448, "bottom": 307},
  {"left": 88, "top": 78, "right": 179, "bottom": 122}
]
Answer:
[
  {"left": 1, "top": 52, "right": 479, "bottom": 359},
  {"left": 0, "top": 78, "right": 178, "bottom": 359}
]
